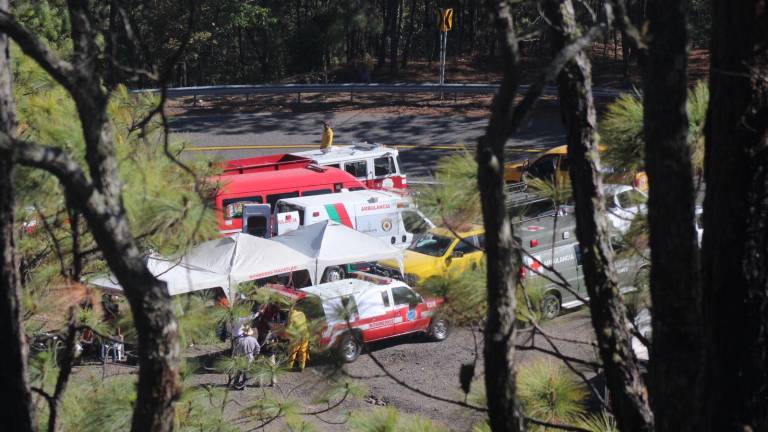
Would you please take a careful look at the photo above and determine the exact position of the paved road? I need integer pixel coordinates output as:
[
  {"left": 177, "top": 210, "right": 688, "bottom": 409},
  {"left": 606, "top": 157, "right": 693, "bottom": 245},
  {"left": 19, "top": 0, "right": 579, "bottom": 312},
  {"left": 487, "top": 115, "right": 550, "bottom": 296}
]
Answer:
[{"left": 171, "top": 101, "right": 566, "bottom": 178}]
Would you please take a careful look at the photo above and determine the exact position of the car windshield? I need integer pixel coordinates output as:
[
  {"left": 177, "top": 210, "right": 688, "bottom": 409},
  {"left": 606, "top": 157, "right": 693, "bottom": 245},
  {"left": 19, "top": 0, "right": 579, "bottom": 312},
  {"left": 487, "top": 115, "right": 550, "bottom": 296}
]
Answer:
[{"left": 408, "top": 233, "right": 454, "bottom": 257}]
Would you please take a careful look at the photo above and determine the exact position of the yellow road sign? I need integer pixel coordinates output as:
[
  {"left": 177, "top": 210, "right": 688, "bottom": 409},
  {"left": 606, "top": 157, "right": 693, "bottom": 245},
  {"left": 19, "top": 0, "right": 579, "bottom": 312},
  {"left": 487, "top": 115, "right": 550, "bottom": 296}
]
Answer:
[{"left": 438, "top": 8, "right": 453, "bottom": 32}]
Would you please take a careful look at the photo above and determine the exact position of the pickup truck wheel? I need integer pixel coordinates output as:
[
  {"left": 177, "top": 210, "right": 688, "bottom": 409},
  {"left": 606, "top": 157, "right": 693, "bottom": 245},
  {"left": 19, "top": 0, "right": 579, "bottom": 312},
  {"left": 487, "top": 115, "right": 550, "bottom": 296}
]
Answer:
[
  {"left": 323, "top": 266, "right": 345, "bottom": 282},
  {"left": 337, "top": 333, "right": 362, "bottom": 363},
  {"left": 428, "top": 317, "right": 449, "bottom": 341},
  {"left": 540, "top": 292, "right": 561, "bottom": 320}
]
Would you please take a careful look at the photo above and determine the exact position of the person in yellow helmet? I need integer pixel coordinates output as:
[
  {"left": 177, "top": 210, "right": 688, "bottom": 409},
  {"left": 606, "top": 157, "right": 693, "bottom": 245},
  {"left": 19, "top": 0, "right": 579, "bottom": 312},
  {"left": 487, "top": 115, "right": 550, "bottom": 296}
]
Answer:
[
  {"left": 287, "top": 307, "right": 310, "bottom": 371},
  {"left": 320, "top": 122, "right": 333, "bottom": 152}
]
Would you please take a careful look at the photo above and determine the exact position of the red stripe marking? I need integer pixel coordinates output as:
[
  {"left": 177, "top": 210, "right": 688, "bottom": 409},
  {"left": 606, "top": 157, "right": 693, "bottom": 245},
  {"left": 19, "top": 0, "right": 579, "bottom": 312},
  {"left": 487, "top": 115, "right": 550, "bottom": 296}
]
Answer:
[{"left": 333, "top": 203, "right": 354, "bottom": 228}]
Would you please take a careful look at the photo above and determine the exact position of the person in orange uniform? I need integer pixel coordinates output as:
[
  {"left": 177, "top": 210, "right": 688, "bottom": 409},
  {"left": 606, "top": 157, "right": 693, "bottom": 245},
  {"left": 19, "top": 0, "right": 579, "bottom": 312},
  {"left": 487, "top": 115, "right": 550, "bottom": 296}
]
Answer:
[
  {"left": 320, "top": 122, "right": 333, "bottom": 152},
  {"left": 287, "top": 307, "right": 310, "bottom": 371}
]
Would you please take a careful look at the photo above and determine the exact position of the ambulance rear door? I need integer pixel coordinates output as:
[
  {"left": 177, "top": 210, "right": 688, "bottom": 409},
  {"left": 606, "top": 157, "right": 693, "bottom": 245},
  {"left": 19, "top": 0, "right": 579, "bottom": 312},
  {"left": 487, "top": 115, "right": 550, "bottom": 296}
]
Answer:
[{"left": 242, "top": 204, "right": 273, "bottom": 238}]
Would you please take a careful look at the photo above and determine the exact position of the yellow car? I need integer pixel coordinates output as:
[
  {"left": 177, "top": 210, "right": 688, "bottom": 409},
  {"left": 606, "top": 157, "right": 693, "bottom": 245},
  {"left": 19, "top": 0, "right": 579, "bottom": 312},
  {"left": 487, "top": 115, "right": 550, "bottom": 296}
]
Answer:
[
  {"left": 504, "top": 145, "right": 570, "bottom": 185},
  {"left": 504, "top": 145, "right": 648, "bottom": 193},
  {"left": 377, "top": 226, "right": 485, "bottom": 286}
]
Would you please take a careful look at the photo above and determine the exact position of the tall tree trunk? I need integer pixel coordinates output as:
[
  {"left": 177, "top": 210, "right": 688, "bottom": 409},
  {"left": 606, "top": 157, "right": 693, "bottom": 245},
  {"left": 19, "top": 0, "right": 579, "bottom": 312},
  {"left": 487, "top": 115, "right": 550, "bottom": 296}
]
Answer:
[
  {"left": 400, "top": 0, "right": 417, "bottom": 68},
  {"left": 641, "top": 1, "right": 704, "bottom": 431},
  {"left": 378, "top": 0, "right": 388, "bottom": 68},
  {"left": 69, "top": 4, "right": 181, "bottom": 431},
  {"left": 0, "top": 3, "right": 182, "bottom": 430},
  {"left": 0, "top": 0, "right": 36, "bottom": 429},
  {"left": 477, "top": 3, "right": 525, "bottom": 431},
  {"left": 703, "top": 1, "right": 768, "bottom": 430},
  {"left": 544, "top": 1, "right": 654, "bottom": 431},
  {"left": 388, "top": 0, "right": 401, "bottom": 73}
]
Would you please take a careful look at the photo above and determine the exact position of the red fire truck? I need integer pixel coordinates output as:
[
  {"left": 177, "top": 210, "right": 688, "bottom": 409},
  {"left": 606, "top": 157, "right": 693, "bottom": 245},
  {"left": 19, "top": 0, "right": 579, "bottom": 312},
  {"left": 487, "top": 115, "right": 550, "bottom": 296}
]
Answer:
[{"left": 212, "top": 154, "right": 365, "bottom": 234}]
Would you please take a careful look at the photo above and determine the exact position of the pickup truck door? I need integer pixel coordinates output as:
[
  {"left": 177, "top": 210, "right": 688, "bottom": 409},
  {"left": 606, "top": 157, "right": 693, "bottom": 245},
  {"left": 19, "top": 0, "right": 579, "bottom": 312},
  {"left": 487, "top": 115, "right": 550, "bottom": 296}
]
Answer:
[
  {"left": 391, "top": 285, "right": 430, "bottom": 334},
  {"left": 355, "top": 289, "right": 396, "bottom": 342},
  {"left": 445, "top": 235, "right": 483, "bottom": 275}
]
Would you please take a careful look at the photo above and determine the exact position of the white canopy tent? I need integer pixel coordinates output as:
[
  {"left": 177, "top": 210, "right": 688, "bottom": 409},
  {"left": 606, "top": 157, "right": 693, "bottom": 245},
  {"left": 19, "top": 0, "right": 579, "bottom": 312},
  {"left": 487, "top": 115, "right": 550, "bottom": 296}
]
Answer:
[
  {"left": 272, "top": 220, "right": 404, "bottom": 282},
  {"left": 88, "top": 233, "right": 315, "bottom": 299}
]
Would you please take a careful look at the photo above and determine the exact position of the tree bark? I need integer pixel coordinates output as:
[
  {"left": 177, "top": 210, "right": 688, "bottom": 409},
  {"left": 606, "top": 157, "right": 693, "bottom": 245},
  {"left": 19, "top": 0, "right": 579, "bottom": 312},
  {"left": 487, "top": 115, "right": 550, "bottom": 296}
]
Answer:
[
  {"left": 477, "top": 3, "right": 525, "bottom": 431},
  {"left": 544, "top": 1, "right": 654, "bottom": 431},
  {"left": 0, "top": 4, "right": 182, "bottom": 431},
  {"left": 703, "top": 1, "right": 768, "bottom": 430},
  {"left": 388, "top": 0, "right": 401, "bottom": 73},
  {"left": 400, "top": 0, "right": 417, "bottom": 68},
  {"left": 47, "top": 308, "right": 79, "bottom": 432},
  {"left": 0, "top": 0, "right": 36, "bottom": 429},
  {"left": 641, "top": 1, "right": 705, "bottom": 431}
]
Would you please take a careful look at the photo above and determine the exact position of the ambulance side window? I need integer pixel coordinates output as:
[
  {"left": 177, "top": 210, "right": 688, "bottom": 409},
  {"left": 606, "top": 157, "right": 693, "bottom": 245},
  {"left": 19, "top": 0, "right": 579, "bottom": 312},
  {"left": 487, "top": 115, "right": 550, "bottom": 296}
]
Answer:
[
  {"left": 223, "top": 196, "right": 263, "bottom": 219},
  {"left": 344, "top": 161, "right": 367, "bottom": 178},
  {"left": 301, "top": 189, "right": 332, "bottom": 197},
  {"left": 392, "top": 286, "right": 420, "bottom": 307},
  {"left": 381, "top": 290, "right": 391, "bottom": 307},
  {"left": 374, "top": 156, "right": 395, "bottom": 177},
  {"left": 267, "top": 192, "right": 299, "bottom": 209},
  {"left": 402, "top": 210, "right": 429, "bottom": 234}
]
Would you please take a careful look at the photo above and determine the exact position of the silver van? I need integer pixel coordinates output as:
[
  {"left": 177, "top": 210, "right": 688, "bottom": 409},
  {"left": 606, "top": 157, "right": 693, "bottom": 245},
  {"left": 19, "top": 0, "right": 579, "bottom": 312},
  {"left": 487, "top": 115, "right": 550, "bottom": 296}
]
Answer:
[{"left": 516, "top": 214, "right": 648, "bottom": 319}]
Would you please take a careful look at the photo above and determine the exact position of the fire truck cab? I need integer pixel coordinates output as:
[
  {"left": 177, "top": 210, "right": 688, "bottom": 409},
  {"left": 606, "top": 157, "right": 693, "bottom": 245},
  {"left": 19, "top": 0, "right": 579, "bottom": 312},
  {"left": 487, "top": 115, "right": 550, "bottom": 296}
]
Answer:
[{"left": 292, "top": 143, "right": 407, "bottom": 190}]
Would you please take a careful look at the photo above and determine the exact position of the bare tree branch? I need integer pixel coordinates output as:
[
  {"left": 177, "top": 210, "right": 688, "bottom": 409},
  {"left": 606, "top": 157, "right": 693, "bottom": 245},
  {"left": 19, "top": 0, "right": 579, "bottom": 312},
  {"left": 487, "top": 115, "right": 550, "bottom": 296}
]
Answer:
[
  {"left": 0, "top": 10, "right": 76, "bottom": 91},
  {"left": 46, "top": 307, "right": 80, "bottom": 432}
]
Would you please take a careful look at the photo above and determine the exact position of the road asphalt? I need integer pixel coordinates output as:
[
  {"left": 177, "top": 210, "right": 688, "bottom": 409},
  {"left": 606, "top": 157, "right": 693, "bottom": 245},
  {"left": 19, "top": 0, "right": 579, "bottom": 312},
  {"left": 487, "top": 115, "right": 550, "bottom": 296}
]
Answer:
[{"left": 171, "top": 101, "right": 566, "bottom": 178}]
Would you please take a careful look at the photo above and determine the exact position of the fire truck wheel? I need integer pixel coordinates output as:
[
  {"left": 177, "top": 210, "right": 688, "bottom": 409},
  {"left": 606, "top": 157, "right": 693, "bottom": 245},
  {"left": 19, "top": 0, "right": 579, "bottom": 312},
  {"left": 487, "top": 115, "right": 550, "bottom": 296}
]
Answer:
[
  {"left": 540, "top": 292, "right": 561, "bottom": 320},
  {"left": 337, "top": 333, "right": 362, "bottom": 363},
  {"left": 323, "top": 266, "right": 345, "bottom": 282},
  {"left": 428, "top": 317, "right": 449, "bottom": 341}
]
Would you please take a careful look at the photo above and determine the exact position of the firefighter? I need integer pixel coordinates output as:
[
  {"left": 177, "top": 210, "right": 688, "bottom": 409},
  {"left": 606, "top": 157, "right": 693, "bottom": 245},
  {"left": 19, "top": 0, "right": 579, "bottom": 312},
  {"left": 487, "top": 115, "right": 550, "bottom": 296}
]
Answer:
[
  {"left": 232, "top": 325, "right": 260, "bottom": 390},
  {"left": 287, "top": 307, "right": 310, "bottom": 371},
  {"left": 320, "top": 122, "right": 333, "bottom": 151}
]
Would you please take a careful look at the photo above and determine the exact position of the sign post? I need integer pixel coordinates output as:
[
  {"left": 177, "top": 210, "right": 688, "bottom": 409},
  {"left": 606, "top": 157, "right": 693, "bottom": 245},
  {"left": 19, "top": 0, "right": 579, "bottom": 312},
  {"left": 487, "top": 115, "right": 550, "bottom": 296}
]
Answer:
[{"left": 437, "top": 8, "right": 453, "bottom": 100}]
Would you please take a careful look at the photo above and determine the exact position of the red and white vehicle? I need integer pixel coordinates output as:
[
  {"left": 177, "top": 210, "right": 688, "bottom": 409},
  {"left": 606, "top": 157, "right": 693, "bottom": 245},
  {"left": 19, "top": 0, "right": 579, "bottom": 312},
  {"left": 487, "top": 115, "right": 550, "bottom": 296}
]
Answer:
[
  {"left": 212, "top": 154, "right": 365, "bottom": 235},
  {"left": 292, "top": 143, "right": 407, "bottom": 190},
  {"left": 274, "top": 189, "right": 434, "bottom": 248},
  {"left": 282, "top": 272, "right": 448, "bottom": 363}
]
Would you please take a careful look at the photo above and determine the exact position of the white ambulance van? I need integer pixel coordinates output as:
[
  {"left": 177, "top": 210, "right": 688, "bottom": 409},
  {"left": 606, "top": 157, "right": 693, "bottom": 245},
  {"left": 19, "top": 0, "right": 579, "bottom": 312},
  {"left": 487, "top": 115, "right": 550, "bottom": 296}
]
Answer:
[{"left": 274, "top": 190, "right": 434, "bottom": 248}]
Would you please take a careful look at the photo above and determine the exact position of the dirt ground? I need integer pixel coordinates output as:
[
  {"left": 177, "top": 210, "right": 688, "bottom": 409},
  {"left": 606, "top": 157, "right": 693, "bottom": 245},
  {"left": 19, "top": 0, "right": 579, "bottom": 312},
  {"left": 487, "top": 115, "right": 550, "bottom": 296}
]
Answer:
[{"left": 69, "top": 308, "right": 600, "bottom": 431}]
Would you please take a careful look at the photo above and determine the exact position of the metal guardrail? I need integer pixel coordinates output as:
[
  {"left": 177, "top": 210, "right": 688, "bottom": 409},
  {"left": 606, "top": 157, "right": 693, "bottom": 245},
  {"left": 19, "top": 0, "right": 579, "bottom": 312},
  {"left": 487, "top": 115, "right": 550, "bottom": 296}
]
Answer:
[{"left": 131, "top": 83, "right": 623, "bottom": 99}]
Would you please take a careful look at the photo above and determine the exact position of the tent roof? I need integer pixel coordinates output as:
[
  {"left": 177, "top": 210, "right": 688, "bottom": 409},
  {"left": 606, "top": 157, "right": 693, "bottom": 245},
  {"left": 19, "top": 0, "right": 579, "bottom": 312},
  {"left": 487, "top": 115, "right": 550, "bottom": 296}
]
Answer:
[
  {"left": 88, "top": 233, "right": 315, "bottom": 298},
  {"left": 273, "top": 221, "right": 403, "bottom": 279},
  {"left": 87, "top": 257, "right": 229, "bottom": 297}
]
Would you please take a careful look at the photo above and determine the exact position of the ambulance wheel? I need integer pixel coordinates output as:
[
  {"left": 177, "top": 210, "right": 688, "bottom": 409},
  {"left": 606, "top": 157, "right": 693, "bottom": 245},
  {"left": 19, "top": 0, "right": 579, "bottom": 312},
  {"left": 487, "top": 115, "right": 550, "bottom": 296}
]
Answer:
[
  {"left": 540, "top": 292, "right": 561, "bottom": 320},
  {"left": 323, "top": 266, "right": 345, "bottom": 282},
  {"left": 337, "top": 333, "right": 362, "bottom": 363},
  {"left": 428, "top": 317, "right": 449, "bottom": 341}
]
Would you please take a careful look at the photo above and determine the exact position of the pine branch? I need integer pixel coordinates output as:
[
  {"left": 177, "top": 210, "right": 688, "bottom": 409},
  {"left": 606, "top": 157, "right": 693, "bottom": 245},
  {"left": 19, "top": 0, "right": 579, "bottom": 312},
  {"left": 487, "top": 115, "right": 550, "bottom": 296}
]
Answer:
[{"left": 0, "top": 10, "right": 76, "bottom": 92}]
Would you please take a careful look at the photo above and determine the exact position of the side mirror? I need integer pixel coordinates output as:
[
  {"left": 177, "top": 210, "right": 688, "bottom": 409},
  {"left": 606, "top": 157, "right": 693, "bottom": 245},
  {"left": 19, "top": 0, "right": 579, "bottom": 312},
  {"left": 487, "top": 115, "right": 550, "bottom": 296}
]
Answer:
[{"left": 452, "top": 250, "right": 465, "bottom": 258}]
